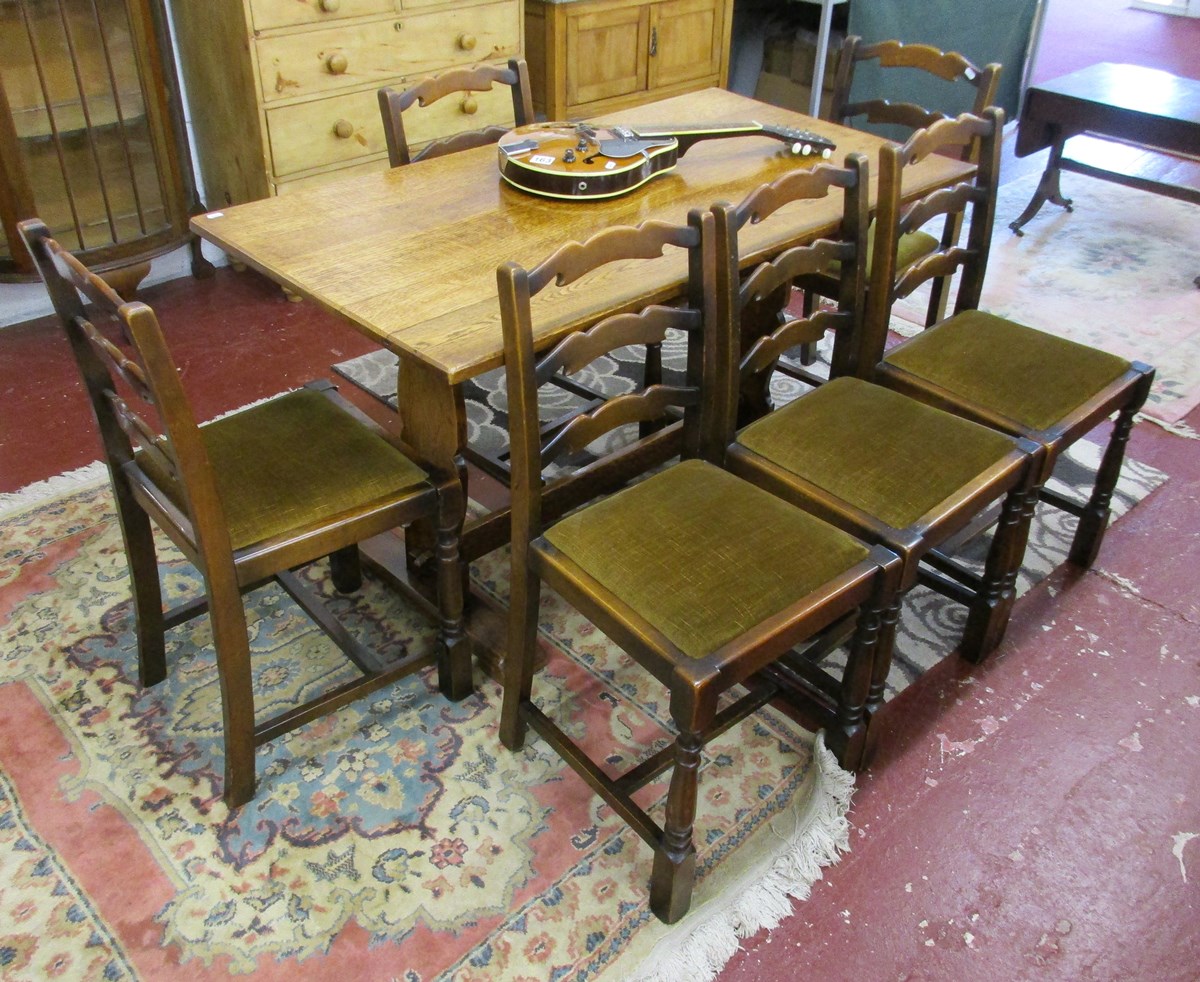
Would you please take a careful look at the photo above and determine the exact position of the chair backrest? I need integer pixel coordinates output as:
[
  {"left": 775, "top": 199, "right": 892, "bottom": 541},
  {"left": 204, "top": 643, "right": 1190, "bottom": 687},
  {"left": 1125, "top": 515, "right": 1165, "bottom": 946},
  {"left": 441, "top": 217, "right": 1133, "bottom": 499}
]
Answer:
[
  {"left": 378, "top": 58, "right": 534, "bottom": 167},
  {"left": 828, "top": 36, "right": 1000, "bottom": 159},
  {"left": 496, "top": 212, "right": 714, "bottom": 544},
  {"left": 710, "top": 155, "right": 870, "bottom": 438},
  {"left": 861, "top": 107, "right": 1004, "bottom": 366},
  {"left": 18, "top": 218, "right": 232, "bottom": 560}
]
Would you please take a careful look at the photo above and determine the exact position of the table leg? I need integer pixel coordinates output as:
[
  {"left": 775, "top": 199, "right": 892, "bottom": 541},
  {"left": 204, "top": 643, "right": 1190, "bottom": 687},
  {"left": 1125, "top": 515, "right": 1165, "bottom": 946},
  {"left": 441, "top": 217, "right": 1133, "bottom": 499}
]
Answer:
[
  {"left": 1010, "top": 134, "right": 1075, "bottom": 236},
  {"left": 395, "top": 356, "right": 468, "bottom": 556}
]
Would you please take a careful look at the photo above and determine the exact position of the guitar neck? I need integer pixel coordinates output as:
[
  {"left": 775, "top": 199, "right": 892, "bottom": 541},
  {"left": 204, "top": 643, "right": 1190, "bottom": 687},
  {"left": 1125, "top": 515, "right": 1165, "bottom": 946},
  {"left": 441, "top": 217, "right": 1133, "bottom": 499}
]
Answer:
[{"left": 632, "top": 122, "right": 834, "bottom": 158}]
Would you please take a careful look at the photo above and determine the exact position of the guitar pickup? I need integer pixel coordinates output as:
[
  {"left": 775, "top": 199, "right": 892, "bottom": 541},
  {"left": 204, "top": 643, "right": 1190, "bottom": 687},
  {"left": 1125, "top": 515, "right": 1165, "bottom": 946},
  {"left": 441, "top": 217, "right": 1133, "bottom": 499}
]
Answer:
[{"left": 499, "top": 139, "right": 540, "bottom": 157}]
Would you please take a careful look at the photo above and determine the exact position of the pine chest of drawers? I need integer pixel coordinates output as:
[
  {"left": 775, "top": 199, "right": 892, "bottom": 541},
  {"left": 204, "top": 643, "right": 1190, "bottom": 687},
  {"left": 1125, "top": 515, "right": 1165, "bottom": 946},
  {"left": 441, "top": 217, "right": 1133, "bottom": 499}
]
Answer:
[{"left": 168, "top": 0, "right": 524, "bottom": 206}]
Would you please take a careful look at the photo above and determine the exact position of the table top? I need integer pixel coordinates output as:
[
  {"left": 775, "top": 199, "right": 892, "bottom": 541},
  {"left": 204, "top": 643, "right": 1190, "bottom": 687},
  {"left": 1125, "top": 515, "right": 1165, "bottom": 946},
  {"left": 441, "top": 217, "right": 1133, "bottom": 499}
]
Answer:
[
  {"left": 192, "top": 88, "right": 972, "bottom": 385},
  {"left": 1026, "top": 63, "right": 1200, "bottom": 125},
  {"left": 1016, "top": 63, "right": 1200, "bottom": 159}
]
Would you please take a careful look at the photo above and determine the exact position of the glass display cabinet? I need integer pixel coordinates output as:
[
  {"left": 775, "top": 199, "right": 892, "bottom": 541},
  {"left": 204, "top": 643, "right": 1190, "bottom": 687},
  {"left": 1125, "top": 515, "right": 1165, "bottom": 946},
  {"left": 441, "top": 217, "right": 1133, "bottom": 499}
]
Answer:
[{"left": 0, "top": 0, "right": 208, "bottom": 285}]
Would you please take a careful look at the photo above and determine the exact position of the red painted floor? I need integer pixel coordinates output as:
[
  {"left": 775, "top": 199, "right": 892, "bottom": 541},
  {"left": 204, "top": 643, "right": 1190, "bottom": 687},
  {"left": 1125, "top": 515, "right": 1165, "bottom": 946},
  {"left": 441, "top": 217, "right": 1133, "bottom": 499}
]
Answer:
[{"left": 3, "top": 5, "right": 1197, "bottom": 976}]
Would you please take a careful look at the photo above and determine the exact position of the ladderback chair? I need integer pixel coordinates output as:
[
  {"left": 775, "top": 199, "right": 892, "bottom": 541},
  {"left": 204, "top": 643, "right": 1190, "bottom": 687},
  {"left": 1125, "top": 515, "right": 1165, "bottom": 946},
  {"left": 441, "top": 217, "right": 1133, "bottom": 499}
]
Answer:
[
  {"left": 379, "top": 57, "right": 636, "bottom": 485},
  {"left": 713, "top": 156, "right": 1043, "bottom": 675},
  {"left": 378, "top": 58, "right": 533, "bottom": 168},
  {"left": 20, "top": 218, "right": 473, "bottom": 809},
  {"left": 792, "top": 36, "right": 1002, "bottom": 364},
  {"left": 496, "top": 213, "right": 903, "bottom": 924},
  {"left": 866, "top": 109, "right": 1156, "bottom": 570},
  {"left": 828, "top": 37, "right": 1000, "bottom": 154}
]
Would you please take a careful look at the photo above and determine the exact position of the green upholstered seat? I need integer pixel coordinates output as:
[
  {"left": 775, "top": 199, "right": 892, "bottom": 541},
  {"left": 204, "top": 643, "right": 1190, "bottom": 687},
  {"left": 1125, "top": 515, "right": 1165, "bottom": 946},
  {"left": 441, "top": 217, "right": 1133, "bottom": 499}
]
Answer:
[
  {"left": 827, "top": 222, "right": 938, "bottom": 277},
  {"left": 141, "top": 388, "right": 429, "bottom": 551},
  {"left": 884, "top": 310, "right": 1133, "bottom": 433},
  {"left": 543, "top": 459, "right": 870, "bottom": 660},
  {"left": 737, "top": 376, "right": 1019, "bottom": 530}
]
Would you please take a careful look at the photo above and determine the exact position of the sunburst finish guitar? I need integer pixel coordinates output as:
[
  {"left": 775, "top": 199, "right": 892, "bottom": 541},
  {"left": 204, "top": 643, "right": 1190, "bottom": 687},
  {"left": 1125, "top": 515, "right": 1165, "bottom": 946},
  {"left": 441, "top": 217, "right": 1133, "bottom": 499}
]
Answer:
[{"left": 497, "top": 121, "right": 837, "bottom": 201}]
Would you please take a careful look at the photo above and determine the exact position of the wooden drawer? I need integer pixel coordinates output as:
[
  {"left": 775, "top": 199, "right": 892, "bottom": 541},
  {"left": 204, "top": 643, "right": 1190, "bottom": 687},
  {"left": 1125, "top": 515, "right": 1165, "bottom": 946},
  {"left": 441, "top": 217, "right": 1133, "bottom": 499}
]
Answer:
[
  {"left": 266, "top": 79, "right": 517, "bottom": 176},
  {"left": 274, "top": 155, "right": 390, "bottom": 195},
  {"left": 249, "top": 0, "right": 399, "bottom": 33},
  {"left": 256, "top": 2, "right": 521, "bottom": 103}
]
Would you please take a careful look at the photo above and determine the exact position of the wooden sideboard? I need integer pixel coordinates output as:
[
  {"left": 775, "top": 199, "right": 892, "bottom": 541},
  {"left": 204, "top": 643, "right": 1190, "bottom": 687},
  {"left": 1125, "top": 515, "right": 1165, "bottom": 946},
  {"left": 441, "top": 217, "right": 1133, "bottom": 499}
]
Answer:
[
  {"left": 167, "top": 0, "right": 524, "bottom": 206},
  {"left": 525, "top": 0, "right": 732, "bottom": 121}
]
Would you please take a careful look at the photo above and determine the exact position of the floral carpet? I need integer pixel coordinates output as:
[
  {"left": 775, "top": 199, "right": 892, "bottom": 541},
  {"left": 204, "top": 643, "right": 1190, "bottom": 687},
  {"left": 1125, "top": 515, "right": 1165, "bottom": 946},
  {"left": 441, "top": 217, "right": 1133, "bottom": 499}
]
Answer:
[
  {"left": 896, "top": 170, "right": 1200, "bottom": 424},
  {"left": 0, "top": 474, "right": 853, "bottom": 982}
]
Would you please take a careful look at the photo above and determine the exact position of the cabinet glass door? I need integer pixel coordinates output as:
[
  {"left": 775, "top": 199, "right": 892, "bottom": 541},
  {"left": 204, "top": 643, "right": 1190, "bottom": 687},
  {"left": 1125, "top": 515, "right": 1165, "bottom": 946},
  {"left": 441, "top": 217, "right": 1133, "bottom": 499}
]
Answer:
[{"left": 0, "top": 0, "right": 178, "bottom": 275}]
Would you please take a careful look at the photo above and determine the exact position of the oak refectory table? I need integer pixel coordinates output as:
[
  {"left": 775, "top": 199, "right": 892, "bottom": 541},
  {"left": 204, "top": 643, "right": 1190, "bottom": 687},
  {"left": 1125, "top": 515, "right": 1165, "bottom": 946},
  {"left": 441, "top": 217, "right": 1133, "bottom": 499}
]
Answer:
[{"left": 190, "top": 87, "right": 973, "bottom": 668}]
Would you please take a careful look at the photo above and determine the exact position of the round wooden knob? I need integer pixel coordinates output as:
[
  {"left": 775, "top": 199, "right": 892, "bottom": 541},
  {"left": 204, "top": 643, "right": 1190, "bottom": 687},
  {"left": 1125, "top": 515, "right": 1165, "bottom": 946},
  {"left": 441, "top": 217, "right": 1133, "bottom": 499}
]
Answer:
[
  {"left": 326, "top": 52, "right": 348, "bottom": 75},
  {"left": 333, "top": 118, "right": 354, "bottom": 139},
  {"left": 319, "top": 0, "right": 340, "bottom": 11},
  {"left": 458, "top": 33, "right": 477, "bottom": 51},
  {"left": 460, "top": 95, "right": 478, "bottom": 115}
]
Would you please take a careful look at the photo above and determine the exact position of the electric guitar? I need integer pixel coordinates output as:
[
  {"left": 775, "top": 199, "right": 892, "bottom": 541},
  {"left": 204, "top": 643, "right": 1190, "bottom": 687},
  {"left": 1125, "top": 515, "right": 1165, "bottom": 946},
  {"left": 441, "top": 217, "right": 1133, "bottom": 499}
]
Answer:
[{"left": 497, "top": 121, "right": 837, "bottom": 201}]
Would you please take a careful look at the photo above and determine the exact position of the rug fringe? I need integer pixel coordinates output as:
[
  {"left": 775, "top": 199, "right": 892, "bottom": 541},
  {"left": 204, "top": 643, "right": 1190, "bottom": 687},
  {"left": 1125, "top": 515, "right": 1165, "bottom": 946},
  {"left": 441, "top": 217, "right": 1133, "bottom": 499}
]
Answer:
[
  {"left": 625, "top": 732, "right": 855, "bottom": 982},
  {"left": 0, "top": 460, "right": 107, "bottom": 518},
  {"left": 1137, "top": 412, "right": 1200, "bottom": 440}
]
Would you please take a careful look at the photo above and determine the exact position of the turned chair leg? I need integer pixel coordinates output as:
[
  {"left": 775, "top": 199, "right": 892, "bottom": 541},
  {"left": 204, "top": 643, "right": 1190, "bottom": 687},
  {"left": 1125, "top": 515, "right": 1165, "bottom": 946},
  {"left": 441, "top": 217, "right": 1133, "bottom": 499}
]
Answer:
[
  {"left": 434, "top": 496, "right": 473, "bottom": 701},
  {"left": 650, "top": 726, "right": 703, "bottom": 924},
  {"left": 1069, "top": 400, "right": 1141, "bottom": 569},
  {"left": 961, "top": 484, "right": 1038, "bottom": 664},
  {"left": 329, "top": 544, "right": 363, "bottom": 593},
  {"left": 827, "top": 593, "right": 886, "bottom": 772}
]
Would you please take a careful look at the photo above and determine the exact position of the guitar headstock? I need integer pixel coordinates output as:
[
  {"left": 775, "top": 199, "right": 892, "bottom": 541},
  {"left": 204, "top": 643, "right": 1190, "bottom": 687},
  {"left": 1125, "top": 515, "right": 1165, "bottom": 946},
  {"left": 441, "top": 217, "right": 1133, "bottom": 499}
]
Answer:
[{"left": 763, "top": 124, "right": 837, "bottom": 159}]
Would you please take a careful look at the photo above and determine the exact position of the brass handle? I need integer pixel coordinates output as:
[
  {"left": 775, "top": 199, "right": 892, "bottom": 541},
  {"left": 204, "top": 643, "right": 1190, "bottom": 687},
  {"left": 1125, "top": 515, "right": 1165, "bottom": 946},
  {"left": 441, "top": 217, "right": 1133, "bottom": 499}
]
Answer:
[
  {"left": 460, "top": 95, "right": 478, "bottom": 115},
  {"left": 319, "top": 0, "right": 340, "bottom": 11},
  {"left": 458, "top": 33, "right": 477, "bottom": 51},
  {"left": 333, "top": 118, "right": 354, "bottom": 139},
  {"left": 649, "top": 26, "right": 658, "bottom": 57},
  {"left": 326, "top": 52, "right": 348, "bottom": 75}
]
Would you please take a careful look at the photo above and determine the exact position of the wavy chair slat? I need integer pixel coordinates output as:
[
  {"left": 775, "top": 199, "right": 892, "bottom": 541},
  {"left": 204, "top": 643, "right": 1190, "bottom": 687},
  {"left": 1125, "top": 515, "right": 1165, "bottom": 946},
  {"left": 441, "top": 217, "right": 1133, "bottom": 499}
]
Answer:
[
  {"left": 378, "top": 58, "right": 533, "bottom": 168},
  {"left": 731, "top": 161, "right": 862, "bottom": 229},
  {"left": 535, "top": 304, "right": 699, "bottom": 383},
  {"left": 527, "top": 220, "right": 702, "bottom": 293}
]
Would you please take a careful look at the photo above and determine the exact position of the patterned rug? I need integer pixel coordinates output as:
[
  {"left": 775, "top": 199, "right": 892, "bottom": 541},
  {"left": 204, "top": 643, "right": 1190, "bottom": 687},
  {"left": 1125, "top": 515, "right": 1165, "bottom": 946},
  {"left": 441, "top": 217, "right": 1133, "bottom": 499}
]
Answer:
[
  {"left": 894, "top": 169, "right": 1200, "bottom": 425},
  {"left": 0, "top": 471, "right": 856, "bottom": 982}
]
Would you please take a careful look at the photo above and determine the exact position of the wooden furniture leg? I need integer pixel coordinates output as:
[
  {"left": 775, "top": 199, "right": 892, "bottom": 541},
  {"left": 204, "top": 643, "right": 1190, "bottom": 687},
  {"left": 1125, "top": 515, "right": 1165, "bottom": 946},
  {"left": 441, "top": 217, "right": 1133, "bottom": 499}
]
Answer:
[{"left": 1010, "top": 132, "right": 1075, "bottom": 235}]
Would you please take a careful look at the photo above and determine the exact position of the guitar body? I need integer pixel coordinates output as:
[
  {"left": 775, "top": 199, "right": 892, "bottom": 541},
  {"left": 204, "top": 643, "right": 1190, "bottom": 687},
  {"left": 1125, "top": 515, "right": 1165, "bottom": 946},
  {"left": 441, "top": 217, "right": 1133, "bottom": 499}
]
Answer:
[{"left": 498, "top": 121, "right": 836, "bottom": 201}]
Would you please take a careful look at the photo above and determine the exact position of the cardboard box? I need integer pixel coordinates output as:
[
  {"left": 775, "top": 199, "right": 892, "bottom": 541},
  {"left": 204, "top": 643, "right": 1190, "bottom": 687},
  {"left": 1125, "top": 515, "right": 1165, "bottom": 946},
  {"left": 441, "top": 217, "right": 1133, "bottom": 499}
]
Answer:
[{"left": 754, "top": 71, "right": 834, "bottom": 118}]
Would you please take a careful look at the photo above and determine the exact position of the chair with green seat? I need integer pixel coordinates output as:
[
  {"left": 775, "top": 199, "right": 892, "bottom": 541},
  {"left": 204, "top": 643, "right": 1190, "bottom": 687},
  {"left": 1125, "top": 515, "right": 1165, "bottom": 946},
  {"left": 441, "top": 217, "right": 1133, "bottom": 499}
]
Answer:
[
  {"left": 496, "top": 211, "right": 903, "bottom": 924},
  {"left": 791, "top": 36, "right": 1003, "bottom": 368},
  {"left": 866, "top": 109, "right": 1155, "bottom": 570},
  {"left": 19, "top": 218, "right": 474, "bottom": 810},
  {"left": 712, "top": 155, "right": 1043, "bottom": 681}
]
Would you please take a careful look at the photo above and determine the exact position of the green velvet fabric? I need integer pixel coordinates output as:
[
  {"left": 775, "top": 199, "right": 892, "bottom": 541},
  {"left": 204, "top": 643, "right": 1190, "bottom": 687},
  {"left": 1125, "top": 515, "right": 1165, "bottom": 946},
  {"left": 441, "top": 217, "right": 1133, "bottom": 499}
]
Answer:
[
  {"left": 542, "top": 459, "right": 870, "bottom": 660},
  {"left": 827, "top": 222, "right": 937, "bottom": 277},
  {"left": 141, "top": 389, "right": 429, "bottom": 550},
  {"left": 884, "top": 310, "right": 1133, "bottom": 432},
  {"left": 737, "top": 377, "right": 1017, "bottom": 530}
]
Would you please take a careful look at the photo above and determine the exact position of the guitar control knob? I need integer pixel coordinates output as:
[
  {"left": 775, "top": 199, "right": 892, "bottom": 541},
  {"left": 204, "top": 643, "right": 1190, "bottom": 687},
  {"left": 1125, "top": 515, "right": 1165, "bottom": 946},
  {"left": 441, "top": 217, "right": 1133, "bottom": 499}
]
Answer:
[
  {"left": 563, "top": 149, "right": 576, "bottom": 163},
  {"left": 326, "top": 52, "right": 348, "bottom": 75},
  {"left": 576, "top": 139, "right": 588, "bottom": 151}
]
